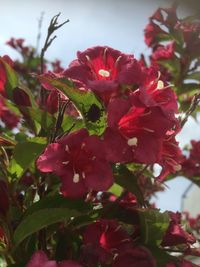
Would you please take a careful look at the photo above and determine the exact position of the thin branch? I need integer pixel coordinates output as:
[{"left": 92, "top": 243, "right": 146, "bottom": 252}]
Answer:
[
  {"left": 181, "top": 91, "right": 200, "bottom": 127},
  {"left": 40, "top": 13, "right": 69, "bottom": 106},
  {"left": 40, "top": 13, "right": 69, "bottom": 74}
]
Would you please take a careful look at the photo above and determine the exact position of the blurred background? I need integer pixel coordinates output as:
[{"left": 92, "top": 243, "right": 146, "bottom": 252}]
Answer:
[{"left": 0, "top": 0, "right": 200, "bottom": 214}]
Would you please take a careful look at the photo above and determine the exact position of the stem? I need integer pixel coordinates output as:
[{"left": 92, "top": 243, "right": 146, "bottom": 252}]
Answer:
[
  {"left": 181, "top": 91, "right": 200, "bottom": 127},
  {"left": 40, "top": 13, "right": 69, "bottom": 105}
]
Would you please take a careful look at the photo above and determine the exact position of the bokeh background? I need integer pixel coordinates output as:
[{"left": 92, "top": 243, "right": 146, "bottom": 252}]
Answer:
[{"left": 0, "top": 0, "right": 200, "bottom": 213}]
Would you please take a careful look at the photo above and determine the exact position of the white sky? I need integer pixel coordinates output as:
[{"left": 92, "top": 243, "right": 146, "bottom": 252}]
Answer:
[{"left": 0, "top": 0, "right": 199, "bottom": 213}]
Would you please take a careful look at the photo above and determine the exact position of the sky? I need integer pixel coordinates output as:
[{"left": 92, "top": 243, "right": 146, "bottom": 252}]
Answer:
[{"left": 0, "top": 0, "right": 199, "bottom": 213}]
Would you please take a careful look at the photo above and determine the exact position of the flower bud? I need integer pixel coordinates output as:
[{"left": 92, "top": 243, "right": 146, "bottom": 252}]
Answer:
[{"left": 13, "top": 87, "right": 31, "bottom": 107}]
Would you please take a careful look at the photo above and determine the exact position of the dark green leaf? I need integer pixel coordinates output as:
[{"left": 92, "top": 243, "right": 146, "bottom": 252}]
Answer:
[
  {"left": 14, "top": 208, "right": 81, "bottom": 246},
  {"left": 158, "top": 59, "right": 181, "bottom": 80},
  {"left": 114, "top": 165, "right": 146, "bottom": 206},
  {"left": 8, "top": 137, "right": 47, "bottom": 180},
  {"left": 24, "top": 194, "right": 91, "bottom": 217},
  {"left": 1, "top": 59, "right": 18, "bottom": 100},
  {"left": 139, "top": 209, "right": 170, "bottom": 246},
  {"left": 40, "top": 76, "right": 107, "bottom": 136},
  {"left": 148, "top": 246, "right": 177, "bottom": 267}
]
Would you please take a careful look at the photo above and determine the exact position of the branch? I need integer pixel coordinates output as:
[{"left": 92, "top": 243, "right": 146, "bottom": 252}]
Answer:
[
  {"left": 181, "top": 91, "right": 200, "bottom": 127},
  {"left": 40, "top": 13, "right": 69, "bottom": 106},
  {"left": 40, "top": 13, "right": 69, "bottom": 74}
]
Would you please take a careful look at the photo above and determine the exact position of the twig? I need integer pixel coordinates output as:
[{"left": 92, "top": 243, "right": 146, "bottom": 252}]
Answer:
[
  {"left": 181, "top": 91, "right": 200, "bottom": 127},
  {"left": 40, "top": 13, "right": 69, "bottom": 74},
  {"left": 50, "top": 97, "right": 69, "bottom": 143},
  {"left": 40, "top": 13, "right": 69, "bottom": 105}
]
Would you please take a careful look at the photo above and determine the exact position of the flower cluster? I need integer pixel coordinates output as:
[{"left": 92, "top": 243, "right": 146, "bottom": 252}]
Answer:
[
  {"left": 37, "top": 46, "right": 181, "bottom": 196},
  {"left": 0, "top": 4, "right": 200, "bottom": 267}
]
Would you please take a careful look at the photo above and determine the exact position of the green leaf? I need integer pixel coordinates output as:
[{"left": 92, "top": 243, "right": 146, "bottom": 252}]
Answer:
[
  {"left": 24, "top": 194, "right": 91, "bottom": 217},
  {"left": 114, "top": 165, "right": 146, "bottom": 206},
  {"left": 61, "top": 115, "right": 84, "bottom": 133},
  {"left": 177, "top": 83, "right": 200, "bottom": 94},
  {"left": 25, "top": 107, "right": 55, "bottom": 133},
  {"left": 1, "top": 58, "right": 18, "bottom": 100},
  {"left": 40, "top": 76, "right": 107, "bottom": 136},
  {"left": 158, "top": 59, "right": 181, "bottom": 80},
  {"left": 139, "top": 209, "right": 170, "bottom": 246},
  {"left": 108, "top": 183, "right": 123, "bottom": 197},
  {"left": 148, "top": 246, "right": 177, "bottom": 267},
  {"left": 14, "top": 208, "right": 81, "bottom": 246},
  {"left": 8, "top": 137, "right": 47, "bottom": 180}
]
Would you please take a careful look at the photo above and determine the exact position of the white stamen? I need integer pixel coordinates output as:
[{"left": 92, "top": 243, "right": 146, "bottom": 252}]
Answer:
[
  {"left": 62, "top": 161, "right": 69, "bottom": 165},
  {"left": 85, "top": 55, "right": 91, "bottom": 61},
  {"left": 157, "top": 80, "right": 164, "bottom": 89},
  {"left": 142, "top": 127, "right": 154, "bottom": 133},
  {"left": 82, "top": 172, "right": 86, "bottom": 179},
  {"left": 73, "top": 173, "right": 80, "bottom": 183},
  {"left": 114, "top": 225, "right": 121, "bottom": 232},
  {"left": 173, "top": 164, "right": 182, "bottom": 172},
  {"left": 127, "top": 137, "right": 138, "bottom": 147},
  {"left": 65, "top": 145, "right": 70, "bottom": 152},
  {"left": 98, "top": 69, "right": 110, "bottom": 77},
  {"left": 81, "top": 143, "right": 86, "bottom": 149},
  {"left": 92, "top": 156, "right": 96, "bottom": 160}
]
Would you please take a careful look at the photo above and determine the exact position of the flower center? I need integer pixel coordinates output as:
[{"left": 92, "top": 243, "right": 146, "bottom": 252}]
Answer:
[
  {"left": 98, "top": 69, "right": 110, "bottom": 77},
  {"left": 157, "top": 80, "right": 164, "bottom": 89},
  {"left": 127, "top": 137, "right": 138, "bottom": 146},
  {"left": 73, "top": 173, "right": 80, "bottom": 183}
]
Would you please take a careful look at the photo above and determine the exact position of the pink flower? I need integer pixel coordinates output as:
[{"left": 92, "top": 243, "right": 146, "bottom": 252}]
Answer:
[
  {"left": 63, "top": 46, "right": 142, "bottom": 104},
  {"left": 144, "top": 22, "right": 164, "bottom": 47},
  {"left": 82, "top": 220, "right": 132, "bottom": 265},
  {"left": 104, "top": 77, "right": 178, "bottom": 165},
  {"left": 26, "top": 251, "right": 83, "bottom": 267},
  {"left": 26, "top": 251, "right": 57, "bottom": 267},
  {"left": 151, "top": 42, "right": 175, "bottom": 62},
  {"left": 0, "top": 96, "right": 19, "bottom": 129},
  {"left": 37, "top": 129, "right": 113, "bottom": 197}
]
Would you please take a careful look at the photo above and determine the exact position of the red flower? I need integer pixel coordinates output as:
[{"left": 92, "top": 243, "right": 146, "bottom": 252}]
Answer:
[
  {"left": 82, "top": 220, "right": 132, "bottom": 265},
  {"left": 46, "top": 90, "right": 59, "bottom": 114},
  {"left": 182, "top": 140, "right": 200, "bottom": 177},
  {"left": 157, "top": 132, "right": 183, "bottom": 181},
  {"left": 0, "top": 96, "right": 19, "bottom": 129},
  {"left": 13, "top": 87, "right": 32, "bottom": 107},
  {"left": 104, "top": 70, "right": 178, "bottom": 165},
  {"left": 161, "top": 212, "right": 196, "bottom": 247},
  {"left": 151, "top": 42, "right": 175, "bottom": 62},
  {"left": 63, "top": 46, "right": 142, "bottom": 104},
  {"left": 112, "top": 247, "right": 156, "bottom": 267},
  {"left": 37, "top": 129, "right": 113, "bottom": 198},
  {"left": 0, "top": 55, "right": 14, "bottom": 96},
  {"left": 144, "top": 22, "right": 164, "bottom": 47}
]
